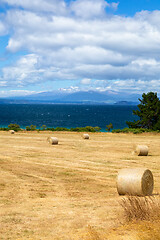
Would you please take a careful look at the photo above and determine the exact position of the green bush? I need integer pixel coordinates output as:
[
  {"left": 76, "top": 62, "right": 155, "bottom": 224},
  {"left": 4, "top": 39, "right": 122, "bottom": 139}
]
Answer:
[
  {"left": 40, "top": 125, "right": 47, "bottom": 130},
  {"left": 70, "top": 126, "right": 101, "bottom": 132},
  {"left": 106, "top": 123, "right": 113, "bottom": 132},
  {"left": 94, "top": 126, "right": 101, "bottom": 132},
  {"left": 46, "top": 127, "right": 55, "bottom": 131},
  {"left": 8, "top": 123, "right": 21, "bottom": 132},
  {"left": 25, "top": 125, "right": 37, "bottom": 131},
  {"left": 55, "top": 127, "right": 69, "bottom": 131},
  {"left": 112, "top": 129, "right": 121, "bottom": 133},
  {"left": 0, "top": 127, "right": 9, "bottom": 131},
  {"left": 112, "top": 128, "right": 155, "bottom": 134}
]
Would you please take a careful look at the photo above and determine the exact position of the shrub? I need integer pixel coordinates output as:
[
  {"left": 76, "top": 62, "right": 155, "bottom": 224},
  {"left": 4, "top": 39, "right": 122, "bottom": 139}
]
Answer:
[
  {"left": 46, "top": 127, "right": 55, "bottom": 131},
  {"left": 112, "top": 128, "right": 156, "bottom": 134},
  {"left": 94, "top": 126, "right": 101, "bottom": 132},
  {"left": 26, "top": 126, "right": 30, "bottom": 131},
  {"left": 40, "top": 125, "right": 47, "bottom": 130},
  {"left": 0, "top": 127, "right": 9, "bottom": 131},
  {"left": 70, "top": 126, "right": 99, "bottom": 132},
  {"left": 112, "top": 129, "right": 121, "bottom": 133},
  {"left": 85, "top": 126, "right": 96, "bottom": 132},
  {"left": 106, "top": 123, "right": 113, "bottom": 132},
  {"left": 55, "top": 127, "right": 69, "bottom": 131},
  {"left": 25, "top": 125, "right": 37, "bottom": 131},
  {"left": 8, "top": 123, "right": 21, "bottom": 132}
]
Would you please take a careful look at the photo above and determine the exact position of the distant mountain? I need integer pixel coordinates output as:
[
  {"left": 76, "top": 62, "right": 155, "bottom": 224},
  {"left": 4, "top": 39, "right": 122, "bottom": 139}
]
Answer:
[
  {"left": 12, "top": 90, "right": 68, "bottom": 101},
  {"left": 114, "top": 101, "right": 138, "bottom": 105},
  {"left": 59, "top": 90, "right": 111, "bottom": 103},
  {"left": 0, "top": 90, "right": 140, "bottom": 104}
]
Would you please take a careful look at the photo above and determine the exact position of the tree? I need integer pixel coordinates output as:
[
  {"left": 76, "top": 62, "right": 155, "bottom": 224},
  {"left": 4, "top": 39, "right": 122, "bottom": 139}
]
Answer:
[
  {"left": 41, "top": 125, "right": 47, "bottom": 130},
  {"left": 94, "top": 126, "right": 101, "bottom": 132},
  {"left": 26, "top": 126, "right": 30, "bottom": 131},
  {"left": 126, "top": 92, "right": 160, "bottom": 130},
  {"left": 106, "top": 123, "right": 113, "bottom": 132},
  {"left": 25, "top": 125, "right": 37, "bottom": 131},
  {"left": 8, "top": 123, "right": 20, "bottom": 132}
]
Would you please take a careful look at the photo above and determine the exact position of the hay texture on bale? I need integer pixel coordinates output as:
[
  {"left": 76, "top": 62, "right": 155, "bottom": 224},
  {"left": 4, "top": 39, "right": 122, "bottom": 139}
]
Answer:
[
  {"left": 9, "top": 130, "right": 15, "bottom": 134},
  {"left": 83, "top": 134, "right": 89, "bottom": 139},
  {"left": 117, "top": 168, "right": 154, "bottom": 196},
  {"left": 47, "top": 137, "right": 58, "bottom": 145},
  {"left": 133, "top": 145, "right": 148, "bottom": 156}
]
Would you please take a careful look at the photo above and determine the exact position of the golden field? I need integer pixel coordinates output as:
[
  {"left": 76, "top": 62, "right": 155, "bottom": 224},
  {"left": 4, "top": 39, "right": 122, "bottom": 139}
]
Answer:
[{"left": 0, "top": 131, "right": 160, "bottom": 240}]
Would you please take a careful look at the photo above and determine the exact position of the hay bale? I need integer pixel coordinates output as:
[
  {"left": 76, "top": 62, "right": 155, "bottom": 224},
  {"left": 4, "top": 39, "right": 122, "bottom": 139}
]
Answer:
[
  {"left": 117, "top": 168, "right": 154, "bottom": 196},
  {"left": 9, "top": 130, "right": 15, "bottom": 134},
  {"left": 47, "top": 137, "right": 58, "bottom": 145},
  {"left": 83, "top": 134, "right": 89, "bottom": 139},
  {"left": 133, "top": 145, "right": 149, "bottom": 156}
]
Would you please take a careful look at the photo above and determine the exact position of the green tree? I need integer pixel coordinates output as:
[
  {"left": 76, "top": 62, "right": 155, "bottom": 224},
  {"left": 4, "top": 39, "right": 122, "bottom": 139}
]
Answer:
[
  {"left": 106, "top": 123, "right": 113, "bottom": 132},
  {"left": 25, "top": 125, "right": 37, "bottom": 131},
  {"left": 41, "top": 125, "right": 47, "bottom": 130},
  {"left": 30, "top": 125, "right": 37, "bottom": 131},
  {"left": 26, "top": 126, "right": 30, "bottom": 131},
  {"left": 8, "top": 123, "right": 20, "bottom": 132},
  {"left": 126, "top": 92, "right": 160, "bottom": 130},
  {"left": 94, "top": 126, "right": 101, "bottom": 132}
]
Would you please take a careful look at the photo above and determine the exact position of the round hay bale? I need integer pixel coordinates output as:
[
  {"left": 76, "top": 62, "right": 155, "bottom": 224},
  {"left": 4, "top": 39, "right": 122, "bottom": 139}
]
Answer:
[
  {"left": 134, "top": 145, "right": 148, "bottom": 156},
  {"left": 117, "top": 168, "right": 154, "bottom": 196},
  {"left": 47, "top": 137, "right": 58, "bottom": 145},
  {"left": 9, "top": 130, "right": 15, "bottom": 134},
  {"left": 83, "top": 134, "right": 89, "bottom": 139}
]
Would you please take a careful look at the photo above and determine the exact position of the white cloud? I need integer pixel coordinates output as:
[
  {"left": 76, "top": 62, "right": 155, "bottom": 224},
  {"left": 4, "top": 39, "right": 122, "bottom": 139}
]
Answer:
[
  {"left": 77, "top": 78, "right": 160, "bottom": 94},
  {"left": 60, "top": 86, "right": 79, "bottom": 92},
  {"left": 1, "top": 54, "right": 44, "bottom": 86},
  {"left": 70, "top": 0, "right": 109, "bottom": 19},
  {"left": 107, "top": 79, "right": 160, "bottom": 93},
  {"left": 81, "top": 78, "right": 91, "bottom": 85},
  {"left": 1, "top": 1, "right": 160, "bottom": 94},
  {"left": 0, "top": 90, "right": 36, "bottom": 97},
  {"left": 1, "top": 0, "right": 67, "bottom": 14}
]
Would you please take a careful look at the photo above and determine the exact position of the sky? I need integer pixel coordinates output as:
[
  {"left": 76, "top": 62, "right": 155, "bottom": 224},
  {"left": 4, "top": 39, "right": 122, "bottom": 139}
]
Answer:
[{"left": 0, "top": 0, "right": 160, "bottom": 97}]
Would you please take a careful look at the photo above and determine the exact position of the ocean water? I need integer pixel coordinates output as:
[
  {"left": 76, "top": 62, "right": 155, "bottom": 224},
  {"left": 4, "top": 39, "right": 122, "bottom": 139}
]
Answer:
[{"left": 0, "top": 104, "right": 138, "bottom": 131}]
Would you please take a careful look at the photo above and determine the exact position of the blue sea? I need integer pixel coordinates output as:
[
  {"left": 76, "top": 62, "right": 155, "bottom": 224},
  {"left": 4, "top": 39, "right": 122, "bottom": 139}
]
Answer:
[{"left": 0, "top": 104, "right": 138, "bottom": 131}]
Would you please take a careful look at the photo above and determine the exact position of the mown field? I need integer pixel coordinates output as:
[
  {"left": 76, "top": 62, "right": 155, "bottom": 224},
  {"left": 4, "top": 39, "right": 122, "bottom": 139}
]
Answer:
[{"left": 0, "top": 131, "right": 160, "bottom": 240}]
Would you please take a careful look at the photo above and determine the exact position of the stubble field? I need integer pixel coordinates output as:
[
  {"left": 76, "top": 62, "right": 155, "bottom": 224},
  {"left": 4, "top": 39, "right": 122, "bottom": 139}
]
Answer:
[{"left": 0, "top": 131, "right": 160, "bottom": 240}]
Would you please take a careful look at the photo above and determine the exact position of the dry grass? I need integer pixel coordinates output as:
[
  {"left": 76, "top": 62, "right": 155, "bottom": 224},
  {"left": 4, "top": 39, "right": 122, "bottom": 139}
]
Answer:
[
  {"left": 120, "top": 196, "right": 160, "bottom": 222},
  {"left": 0, "top": 131, "right": 160, "bottom": 239}
]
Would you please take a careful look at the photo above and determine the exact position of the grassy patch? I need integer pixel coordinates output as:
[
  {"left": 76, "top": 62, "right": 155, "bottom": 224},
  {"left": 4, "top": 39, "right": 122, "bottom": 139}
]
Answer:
[{"left": 120, "top": 195, "right": 160, "bottom": 222}]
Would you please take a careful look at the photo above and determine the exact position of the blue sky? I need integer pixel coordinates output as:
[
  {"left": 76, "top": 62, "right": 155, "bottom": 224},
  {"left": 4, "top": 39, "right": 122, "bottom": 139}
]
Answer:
[
  {"left": 0, "top": 0, "right": 160, "bottom": 97},
  {"left": 115, "top": 0, "right": 160, "bottom": 15}
]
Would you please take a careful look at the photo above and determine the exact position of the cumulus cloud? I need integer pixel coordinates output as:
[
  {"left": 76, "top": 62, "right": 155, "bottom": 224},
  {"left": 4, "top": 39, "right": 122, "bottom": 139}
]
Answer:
[
  {"left": 70, "top": 0, "right": 109, "bottom": 19},
  {"left": 1, "top": 54, "right": 44, "bottom": 86},
  {"left": 1, "top": 0, "right": 67, "bottom": 14},
  {"left": 81, "top": 78, "right": 91, "bottom": 85},
  {"left": 1, "top": 0, "right": 160, "bottom": 94},
  {"left": 102, "top": 79, "right": 160, "bottom": 93}
]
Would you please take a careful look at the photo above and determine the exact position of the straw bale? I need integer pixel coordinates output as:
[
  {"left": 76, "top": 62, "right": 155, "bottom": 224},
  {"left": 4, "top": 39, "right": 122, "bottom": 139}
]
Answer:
[
  {"left": 133, "top": 145, "right": 148, "bottom": 156},
  {"left": 83, "top": 134, "right": 89, "bottom": 139},
  {"left": 47, "top": 137, "right": 58, "bottom": 145},
  {"left": 117, "top": 168, "right": 154, "bottom": 196},
  {"left": 9, "top": 130, "right": 15, "bottom": 134}
]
